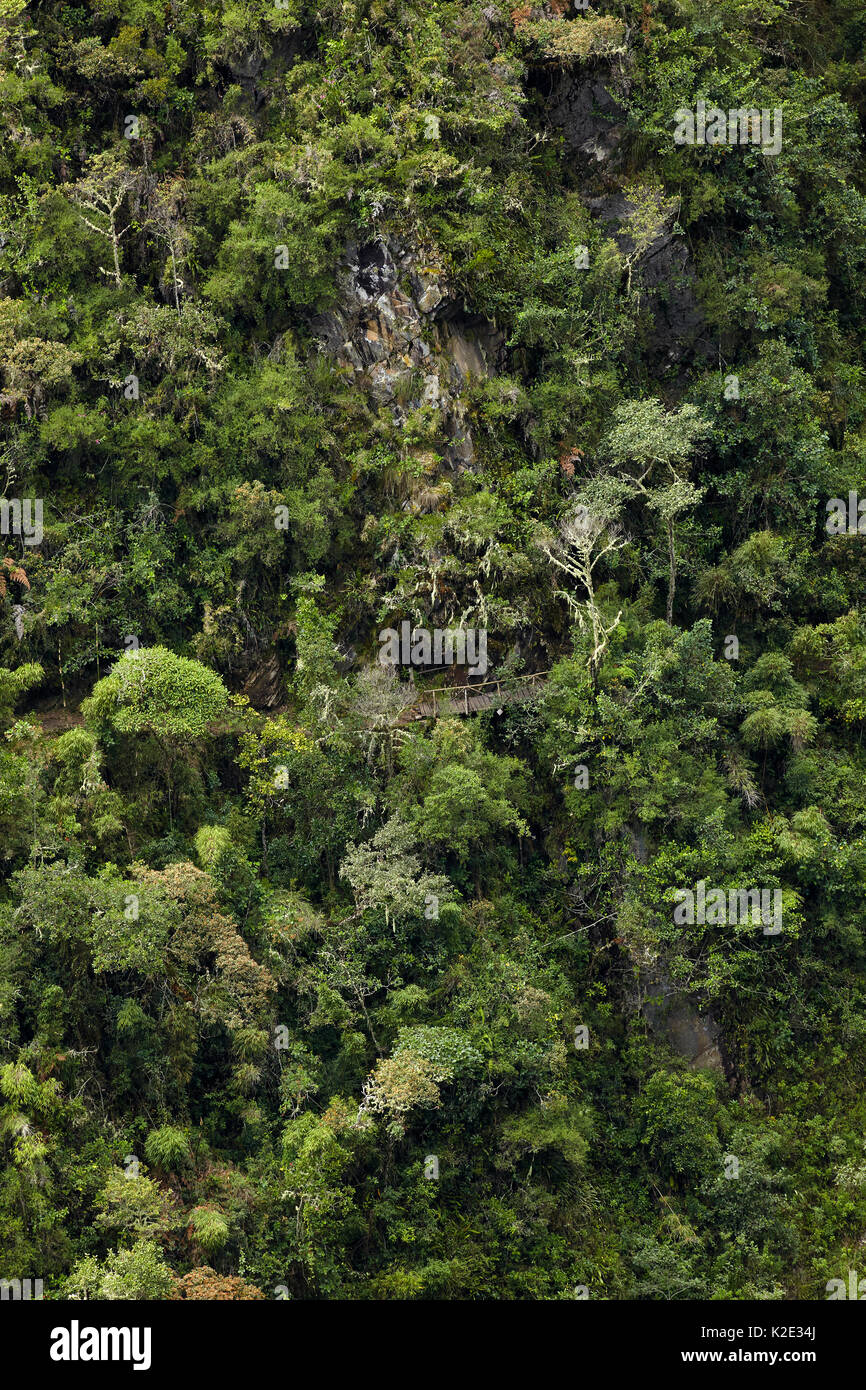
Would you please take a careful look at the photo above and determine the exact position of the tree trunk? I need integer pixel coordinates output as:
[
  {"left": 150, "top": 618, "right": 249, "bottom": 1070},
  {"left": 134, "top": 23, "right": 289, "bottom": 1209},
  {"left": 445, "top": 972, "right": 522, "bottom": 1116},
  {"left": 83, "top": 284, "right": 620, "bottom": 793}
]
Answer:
[
  {"left": 666, "top": 517, "right": 676, "bottom": 626},
  {"left": 110, "top": 221, "right": 121, "bottom": 287}
]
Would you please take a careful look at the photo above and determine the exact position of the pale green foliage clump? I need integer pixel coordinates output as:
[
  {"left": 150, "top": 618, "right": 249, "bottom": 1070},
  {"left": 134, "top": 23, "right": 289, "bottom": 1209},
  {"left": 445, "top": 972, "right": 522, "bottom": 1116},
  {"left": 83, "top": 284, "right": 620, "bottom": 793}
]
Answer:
[
  {"left": 280, "top": 1099, "right": 369, "bottom": 1211},
  {"left": 740, "top": 653, "right": 816, "bottom": 751},
  {"left": 292, "top": 579, "right": 341, "bottom": 713},
  {"left": 520, "top": 13, "right": 626, "bottom": 63},
  {"left": 0, "top": 1062, "right": 57, "bottom": 1175},
  {"left": 50, "top": 726, "right": 103, "bottom": 795},
  {"left": 0, "top": 662, "right": 42, "bottom": 730},
  {"left": 601, "top": 398, "right": 711, "bottom": 476},
  {"left": 195, "top": 823, "right": 233, "bottom": 870},
  {"left": 64, "top": 1239, "right": 174, "bottom": 1300},
  {"left": 95, "top": 1167, "right": 176, "bottom": 1237},
  {"left": 362, "top": 1026, "right": 482, "bottom": 1135},
  {"left": 362, "top": 1050, "right": 442, "bottom": 1125},
  {"left": 12, "top": 860, "right": 176, "bottom": 977},
  {"left": 394, "top": 1026, "right": 482, "bottom": 1080},
  {"left": 188, "top": 1205, "right": 230, "bottom": 1252},
  {"left": 339, "top": 815, "right": 453, "bottom": 927},
  {"left": 500, "top": 1095, "right": 593, "bottom": 1170},
  {"left": 82, "top": 646, "right": 229, "bottom": 739},
  {"left": 0, "top": 1059, "right": 39, "bottom": 1107},
  {"left": 144, "top": 1125, "right": 193, "bottom": 1172},
  {"left": 81, "top": 647, "right": 230, "bottom": 828}
]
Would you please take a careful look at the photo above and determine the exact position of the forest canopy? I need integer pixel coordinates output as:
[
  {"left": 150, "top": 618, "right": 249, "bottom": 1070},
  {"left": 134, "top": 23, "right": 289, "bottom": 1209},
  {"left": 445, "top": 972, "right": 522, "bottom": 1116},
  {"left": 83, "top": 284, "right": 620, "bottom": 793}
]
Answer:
[{"left": 1, "top": 0, "right": 866, "bottom": 1303}]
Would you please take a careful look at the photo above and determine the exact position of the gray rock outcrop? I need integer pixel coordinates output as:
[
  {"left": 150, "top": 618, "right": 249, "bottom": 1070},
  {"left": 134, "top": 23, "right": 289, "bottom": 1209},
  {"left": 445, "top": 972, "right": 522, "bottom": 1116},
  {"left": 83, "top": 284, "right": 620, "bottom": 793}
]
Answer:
[{"left": 312, "top": 239, "right": 504, "bottom": 468}]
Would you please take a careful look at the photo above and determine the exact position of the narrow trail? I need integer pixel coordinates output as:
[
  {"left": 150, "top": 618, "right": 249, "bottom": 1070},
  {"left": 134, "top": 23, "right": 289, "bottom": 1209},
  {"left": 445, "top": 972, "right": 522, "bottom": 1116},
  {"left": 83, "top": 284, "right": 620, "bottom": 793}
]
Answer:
[{"left": 22, "top": 670, "right": 552, "bottom": 736}]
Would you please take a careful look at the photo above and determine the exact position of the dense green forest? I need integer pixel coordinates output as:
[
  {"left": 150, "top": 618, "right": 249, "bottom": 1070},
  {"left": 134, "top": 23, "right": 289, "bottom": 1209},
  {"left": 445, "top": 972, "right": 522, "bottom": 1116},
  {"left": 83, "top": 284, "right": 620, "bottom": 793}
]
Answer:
[{"left": 1, "top": 0, "right": 866, "bottom": 1302}]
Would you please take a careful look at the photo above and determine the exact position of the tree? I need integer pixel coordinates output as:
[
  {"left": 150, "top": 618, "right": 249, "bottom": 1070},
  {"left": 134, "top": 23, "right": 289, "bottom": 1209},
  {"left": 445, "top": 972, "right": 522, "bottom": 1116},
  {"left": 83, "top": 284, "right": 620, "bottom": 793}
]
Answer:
[
  {"left": 617, "top": 181, "right": 679, "bottom": 298},
  {"left": 291, "top": 577, "right": 342, "bottom": 716},
  {"left": 392, "top": 720, "right": 529, "bottom": 895},
  {"left": 346, "top": 663, "right": 417, "bottom": 776},
  {"left": 64, "top": 1240, "right": 174, "bottom": 1300},
  {"left": 636, "top": 1070, "right": 722, "bottom": 1185},
  {"left": 339, "top": 815, "right": 453, "bottom": 931},
  {"left": 82, "top": 647, "right": 229, "bottom": 829},
  {"left": 68, "top": 149, "right": 139, "bottom": 288},
  {"left": 94, "top": 1167, "right": 176, "bottom": 1239},
  {"left": 171, "top": 1266, "right": 265, "bottom": 1299},
  {"left": 149, "top": 176, "right": 189, "bottom": 314},
  {"left": 601, "top": 398, "right": 711, "bottom": 624},
  {"left": 536, "top": 479, "right": 629, "bottom": 689}
]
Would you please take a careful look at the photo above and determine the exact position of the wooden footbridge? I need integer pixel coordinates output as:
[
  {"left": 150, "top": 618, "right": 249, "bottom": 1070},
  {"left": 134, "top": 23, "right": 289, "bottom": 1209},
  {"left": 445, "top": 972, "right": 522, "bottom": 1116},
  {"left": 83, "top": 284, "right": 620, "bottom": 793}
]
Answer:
[{"left": 398, "top": 670, "right": 550, "bottom": 723}]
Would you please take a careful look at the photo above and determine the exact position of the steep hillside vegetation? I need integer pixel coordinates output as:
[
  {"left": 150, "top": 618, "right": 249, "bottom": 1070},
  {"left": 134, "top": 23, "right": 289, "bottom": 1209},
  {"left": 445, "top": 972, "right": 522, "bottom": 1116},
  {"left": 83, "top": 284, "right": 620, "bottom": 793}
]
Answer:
[{"left": 2, "top": 0, "right": 866, "bottom": 1300}]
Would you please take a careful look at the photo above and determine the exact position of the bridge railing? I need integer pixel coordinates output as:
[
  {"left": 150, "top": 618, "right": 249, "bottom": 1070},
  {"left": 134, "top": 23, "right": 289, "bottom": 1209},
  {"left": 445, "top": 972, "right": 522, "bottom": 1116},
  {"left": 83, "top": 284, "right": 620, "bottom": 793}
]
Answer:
[{"left": 405, "top": 670, "right": 550, "bottom": 720}]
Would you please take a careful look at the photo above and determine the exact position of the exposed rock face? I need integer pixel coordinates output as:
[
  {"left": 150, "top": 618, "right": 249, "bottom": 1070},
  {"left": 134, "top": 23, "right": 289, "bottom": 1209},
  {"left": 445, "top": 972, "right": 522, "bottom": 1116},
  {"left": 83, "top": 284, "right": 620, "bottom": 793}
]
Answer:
[
  {"left": 540, "top": 61, "right": 707, "bottom": 369},
  {"left": 227, "top": 48, "right": 265, "bottom": 81},
  {"left": 620, "top": 828, "right": 726, "bottom": 1076},
  {"left": 241, "top": 654, "right": 284, "bottom": 710},
  {"left": 313, "top": 239, "right": 504, "bottom": 467},
  {"left": 641, "top": 972, "right": 725, "bottom": 1075},
  {"left": 586, "top": 191, "right": 710, "bottom": 369},
  {"left": 639, "top": 228, "right": 709, "bottom": 368},
  {"left": 544, "top": 65, "right": 627, "bottom": 164}
]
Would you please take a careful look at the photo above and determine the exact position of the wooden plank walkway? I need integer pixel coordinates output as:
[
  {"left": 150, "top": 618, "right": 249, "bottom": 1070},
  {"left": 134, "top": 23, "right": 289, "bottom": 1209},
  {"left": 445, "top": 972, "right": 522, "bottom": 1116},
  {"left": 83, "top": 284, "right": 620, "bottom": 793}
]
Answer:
[{"left": 399, "top": 670, "right": 549, "bottom": 723}]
